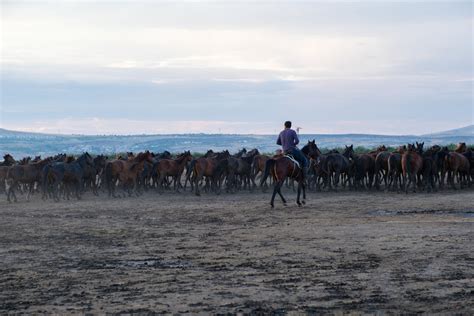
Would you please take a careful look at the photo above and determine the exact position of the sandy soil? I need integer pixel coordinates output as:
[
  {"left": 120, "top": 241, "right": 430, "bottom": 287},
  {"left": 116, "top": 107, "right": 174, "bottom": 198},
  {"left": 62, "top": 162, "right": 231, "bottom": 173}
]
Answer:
[{"left": 0, "top": 189, "right": 473, "bottom": 314}]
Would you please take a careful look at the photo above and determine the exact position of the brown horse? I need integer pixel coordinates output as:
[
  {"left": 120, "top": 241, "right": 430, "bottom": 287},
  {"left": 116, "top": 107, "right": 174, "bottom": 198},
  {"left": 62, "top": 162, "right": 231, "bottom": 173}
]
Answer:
[
  {"left": 154, "top": 151, "right": 193, "bottom": 192},
  {"left": 5, "top": 157, "right": 53, "bottom": 202},
  {"left": 260, "top": 155, "right": 306, "bottom": 208},
  {"left": 251, "top": 154, "right": 270, "bottom": 185},
  {"left": 402, "top": 142, "right": 424, "bottom": 193},
  {"left": 351, "top": 151, "right": 376, "bottom": 190},
  {"left": 0, "top": 154, "right": 16, "bottom": 193},
  {"left": 374, "top": 150, "right": 391, "bottom": 190},
  {"left": 192, "top": 151, "right": 230, "bottom": 196},
  {"left": 444, "top": 152, "right": 470, "bottom": 189},
  {"left": 105, "top": 151, "right": 153, "bottom": 197}
]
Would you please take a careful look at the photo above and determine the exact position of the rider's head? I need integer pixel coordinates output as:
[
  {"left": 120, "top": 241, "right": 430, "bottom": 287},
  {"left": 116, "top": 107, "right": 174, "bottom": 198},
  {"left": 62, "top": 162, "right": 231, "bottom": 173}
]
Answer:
[{"left": 284, "top": 121, "right": 292, "bottom": 128}]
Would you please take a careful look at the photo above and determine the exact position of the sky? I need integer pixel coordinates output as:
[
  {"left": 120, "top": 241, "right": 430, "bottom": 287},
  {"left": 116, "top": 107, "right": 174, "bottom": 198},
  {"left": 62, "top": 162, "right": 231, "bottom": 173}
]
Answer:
[{"left": 1, "top": 0, "right": 473, "bottom": 135}]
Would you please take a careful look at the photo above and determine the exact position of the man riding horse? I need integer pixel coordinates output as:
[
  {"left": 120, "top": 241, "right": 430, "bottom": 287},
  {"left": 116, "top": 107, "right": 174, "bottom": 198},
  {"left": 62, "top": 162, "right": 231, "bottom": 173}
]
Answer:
[{"left": 276, "top": 121, "right": 309, "bottom": 180}]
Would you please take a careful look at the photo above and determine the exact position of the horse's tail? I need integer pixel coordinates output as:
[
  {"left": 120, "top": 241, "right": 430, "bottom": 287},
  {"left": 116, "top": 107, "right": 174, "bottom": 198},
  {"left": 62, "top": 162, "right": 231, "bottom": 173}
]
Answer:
[
  {"left": 324, "top": 156, "right": 333, "bottom": 176},
  {"left": 104, "top": 162, "right": 113, "bottom": 194},
  {"left": 187, "top": 159, "right": 196, "bottom": 178},
  {"left": 260, "top": 159, "right": 276, "bottom": 187},
  {"left": 405, "top": 153, "right": 412, "bottom": 177},
  {"left": 189, "top": 159, "right": 199, "bottom": 178},
  {"left": 387, "top": 154, "right": 394, "bottom": 175},
  {"left": 183, "top": 159, "right": 195, "bottom": 190},
  {"left": 251, "top": 156, "right": 259, "bottom": 179}
]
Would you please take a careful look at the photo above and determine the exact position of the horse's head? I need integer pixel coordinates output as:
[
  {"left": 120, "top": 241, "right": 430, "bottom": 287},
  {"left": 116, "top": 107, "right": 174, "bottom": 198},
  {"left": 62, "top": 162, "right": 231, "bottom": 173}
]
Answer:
[
  {"left": 204, "top": 149, "right": 215, "bottom": 158},
  {"left": 77, "top": 152, "right": 94, "bottom": 167},
  {"left": 395, "top": 145, "right": 407, "bottom": 154},
  {"left": 430, "top": 145, "right": 441, "bottom": 153},
  {"left": 235, "top": 148, "right": 247, "bottom": 158},
  {"left": 415, "top": 142, "right": 424, "bottom": 154},
  {"left": 343, "top": 145, "right": 354, "bottom": 159},
  {"left": 3, "top": 154, "right": 15, "bottom": 165},
  {"left": 138, "top": 151, "right": 154, "bottom": 163},
  {"left": 302, "top": 140, "right": 321, "bottom": 159},
  {"left": 377, "top": 145, "right": 387, "bottom": 152},
  {"left": 159, "top": 150, "right": 171, "bottom": 159},
  {"left": 177, "top": 150, "right": 193, "bottom": 163},
  {"left": 244, "top": 148, "right": 259, "bottom": 158},
  {"left": 94, "top": 155, "right": 107, "bottom": 169},
  {"left": 455, "top": 142, "right": 467, "bottom": 153},
  {"left": 216, "top": 150, "right": 230, "bottom": 160}
]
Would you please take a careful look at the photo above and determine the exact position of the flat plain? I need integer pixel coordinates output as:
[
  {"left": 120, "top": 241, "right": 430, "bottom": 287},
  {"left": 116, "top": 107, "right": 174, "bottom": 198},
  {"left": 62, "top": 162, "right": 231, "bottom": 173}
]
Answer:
[{"left": 0, "top": 189, "right": 473, "bottom": 314}]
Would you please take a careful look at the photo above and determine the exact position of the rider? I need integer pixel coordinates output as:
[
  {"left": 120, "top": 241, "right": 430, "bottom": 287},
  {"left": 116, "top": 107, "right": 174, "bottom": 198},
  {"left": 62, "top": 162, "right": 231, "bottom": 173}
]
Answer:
[{"left": 276, "top": 121, "right": 309, "bottom": 179}]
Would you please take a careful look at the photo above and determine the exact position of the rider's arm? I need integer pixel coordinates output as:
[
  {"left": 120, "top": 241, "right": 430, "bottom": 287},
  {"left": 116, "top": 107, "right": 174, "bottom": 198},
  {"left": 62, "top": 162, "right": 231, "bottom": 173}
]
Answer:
[
  {"left": 293, "top": 130, "right": 300, "bottom": 146},
  {"left": 276, "top": 132, "right": 282, "bottom": 145}
]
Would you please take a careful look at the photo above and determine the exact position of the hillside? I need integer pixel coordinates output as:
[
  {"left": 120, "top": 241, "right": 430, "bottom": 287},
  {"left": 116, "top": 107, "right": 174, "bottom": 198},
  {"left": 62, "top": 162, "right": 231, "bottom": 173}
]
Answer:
[
  {"left": 1, "top": 126, "right": 472, "bottom": 158},
  {"left": 423, "top": 125, "right": 473, "bottom": 137}
]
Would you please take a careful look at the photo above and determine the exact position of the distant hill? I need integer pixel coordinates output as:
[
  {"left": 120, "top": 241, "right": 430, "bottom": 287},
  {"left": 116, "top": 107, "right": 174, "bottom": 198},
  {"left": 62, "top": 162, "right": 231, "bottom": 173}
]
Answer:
[
  {"left": 1, "top": 126, "right": 472, "bottom": 158},
  {"left": 422, "top": 125, "right": 473, "bottom": 137}
]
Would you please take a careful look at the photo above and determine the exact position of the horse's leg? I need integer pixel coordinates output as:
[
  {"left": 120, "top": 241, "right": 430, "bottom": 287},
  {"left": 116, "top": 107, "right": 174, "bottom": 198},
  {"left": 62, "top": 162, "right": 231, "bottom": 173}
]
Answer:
[
  {"left": 6, "top": 180, "right": 12, "bottom": 203},
  {"left": 411, "top": 172, "right": 417, "bottom": 193},
  {"left": 333, "top": 169, "right": 340, "bottom": 192},
  {"left": 76, "top": 180, "right": 82, "bottom": 200},
  {"left": 270, "top": 182, "right": 279, "bottom": 209},
  {"left": 302, "top": 180, "right": 306, "bottom": 204},
  {"left": 368, "top": 172, "right": 374, "bottom": 189},
  {"left": 277, "top": 181, "right": 287, "bottom": 206},
  {"left": 26, "top": 183, "right": 34, "bottom": 201},
  {"left": 296, "top": 180, "right": 302, "bottom": 206},
  {"left": 194, "top": 173, "right": 202, "bottom": 196},
  {"left": 403, "top": 172, "right": 408, "bottom": 194}
]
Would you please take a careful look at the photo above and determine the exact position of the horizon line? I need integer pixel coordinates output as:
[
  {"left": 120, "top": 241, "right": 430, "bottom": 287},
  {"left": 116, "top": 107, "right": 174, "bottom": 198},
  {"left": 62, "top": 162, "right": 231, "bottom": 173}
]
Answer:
[{"left": 1, "top": 126, "right": 472, "bottom": 138}]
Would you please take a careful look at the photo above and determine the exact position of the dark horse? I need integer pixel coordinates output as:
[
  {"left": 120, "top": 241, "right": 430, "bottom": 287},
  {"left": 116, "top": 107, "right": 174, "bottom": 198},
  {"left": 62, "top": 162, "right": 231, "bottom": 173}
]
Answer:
[
  {"left": 323, "top": 145, "right": 353, "bottom": 191},
  {"left": 6, "top": 157, "right": 53, "bottom": 202},
  {"left": 260, "top": 153, "right": 306, "bottom": 208},
  {"left": 42, "top": 152, "right": 94, "bottom": 201}
]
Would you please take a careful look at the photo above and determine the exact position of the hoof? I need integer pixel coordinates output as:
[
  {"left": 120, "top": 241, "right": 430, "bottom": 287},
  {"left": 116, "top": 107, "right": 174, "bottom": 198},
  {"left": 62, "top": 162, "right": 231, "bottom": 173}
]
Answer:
[
  {"left": 302, "top": 200, "right": 306, "bottom": 205},
  {"left": 283, "top": 202, "right": 287, "bottom": 207}
]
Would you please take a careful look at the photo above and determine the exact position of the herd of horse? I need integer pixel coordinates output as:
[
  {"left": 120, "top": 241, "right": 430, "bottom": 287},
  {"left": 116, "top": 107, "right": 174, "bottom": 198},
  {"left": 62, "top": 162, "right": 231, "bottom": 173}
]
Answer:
[{"left": 0, "top": 141, "right": 473, "bottom": 207}]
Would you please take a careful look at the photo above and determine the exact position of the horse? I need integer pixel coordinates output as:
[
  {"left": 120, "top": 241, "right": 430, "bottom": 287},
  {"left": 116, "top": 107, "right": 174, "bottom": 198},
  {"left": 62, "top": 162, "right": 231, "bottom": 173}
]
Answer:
[
  {"left": 192, "top": 150, "right": 230, "bottom": 196},
  {"left": 42, "top": 153, "right": 95, "bottom": 201},
  {"left": 0, "top": 154, "right": 16, "bottom": 193},
  {"left": 5, "top": 157, "right": 53, "bottom": 202},
  {"left": 402, "top": 142, "right": 424, "bottom": 193},
  {"left": 260, "top": 154, "right": 306, "bottom": 208},
  {"left": 323, "top": 145, "right": 353, "bottom": 191},
  {"left": 228, "top": 148, "right": 260, "bottom": 191},
  {"left": 444, "top": 151, "right": 470, "bottom": 189},
  {"left": 350, "top": 148, "right": 378, "bottom": 190},
  {"left": 154, "top": 151, "right": 193, "bottom": 192},
  {"left": 420, "top": 147, "right": 438, "bottom": 192},
  {"left": 374, "top": 149, "right": 391, "bottom": 190},
  {"left": 105, "top": 151, "right": 154, "bottom": 197},
  {"left": 251, "top": 154, "right": 271, "bottom": 186}
]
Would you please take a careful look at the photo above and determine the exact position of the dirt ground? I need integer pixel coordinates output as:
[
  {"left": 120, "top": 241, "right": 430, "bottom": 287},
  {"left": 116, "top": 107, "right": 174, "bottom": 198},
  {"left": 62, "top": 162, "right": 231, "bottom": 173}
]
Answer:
[{"left": 0, "top": 188, "right": 473, "bottom": 315}]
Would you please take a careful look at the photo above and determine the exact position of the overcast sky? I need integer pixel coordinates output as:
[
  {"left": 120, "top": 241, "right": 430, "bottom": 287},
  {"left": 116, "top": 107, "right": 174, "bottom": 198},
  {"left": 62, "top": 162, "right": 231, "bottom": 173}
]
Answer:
[{"left": 1, "top": 1, "right": 472, "bottom": 135}]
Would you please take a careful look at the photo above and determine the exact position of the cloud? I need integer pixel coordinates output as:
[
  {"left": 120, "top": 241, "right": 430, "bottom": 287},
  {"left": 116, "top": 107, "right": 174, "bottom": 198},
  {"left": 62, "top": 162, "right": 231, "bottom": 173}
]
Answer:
[{"left": 1, "top": 2, "right": 472, "bottom": 135}]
